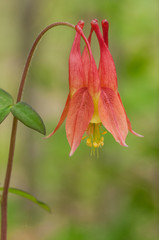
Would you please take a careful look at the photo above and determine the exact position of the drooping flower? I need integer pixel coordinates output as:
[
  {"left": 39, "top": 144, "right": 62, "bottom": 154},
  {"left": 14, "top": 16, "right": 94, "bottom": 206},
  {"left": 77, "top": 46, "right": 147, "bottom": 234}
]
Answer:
[{"left": 48, "top": 19, "right": 143, "bottom": 156}]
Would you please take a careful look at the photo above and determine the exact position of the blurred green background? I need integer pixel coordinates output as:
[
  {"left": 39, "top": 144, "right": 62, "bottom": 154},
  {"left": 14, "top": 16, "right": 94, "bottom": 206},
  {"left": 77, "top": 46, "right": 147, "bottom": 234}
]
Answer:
[{"left": 0, "top": 0, "right": 158, "bottom": 239}]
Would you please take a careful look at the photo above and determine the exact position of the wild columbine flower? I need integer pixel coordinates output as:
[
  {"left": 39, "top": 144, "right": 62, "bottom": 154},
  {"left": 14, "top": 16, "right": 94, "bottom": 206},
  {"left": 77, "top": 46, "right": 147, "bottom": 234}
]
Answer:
[{"left": 48, "top": 19, "right": 143, "bottom": 156}]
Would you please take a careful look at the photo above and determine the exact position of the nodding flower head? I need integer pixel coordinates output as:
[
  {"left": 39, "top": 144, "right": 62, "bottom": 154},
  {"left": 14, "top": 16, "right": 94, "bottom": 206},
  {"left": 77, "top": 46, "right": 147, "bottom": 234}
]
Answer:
[{"left": 48, "top": 19, "right": 143, "bottom": 156}]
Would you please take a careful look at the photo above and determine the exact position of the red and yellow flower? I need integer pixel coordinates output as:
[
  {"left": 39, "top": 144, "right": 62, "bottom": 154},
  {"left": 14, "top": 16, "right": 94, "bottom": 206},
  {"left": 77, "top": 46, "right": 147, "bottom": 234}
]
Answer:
[{"left": 48, "top": 19, "right": 143, "bottom": 156}]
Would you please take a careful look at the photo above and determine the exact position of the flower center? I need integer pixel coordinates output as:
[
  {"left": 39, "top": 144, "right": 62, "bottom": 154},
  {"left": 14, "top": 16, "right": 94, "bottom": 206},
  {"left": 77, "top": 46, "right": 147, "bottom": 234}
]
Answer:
[
  {"left": 83, "top": 123, "right": 107, "bottom": 149},
  {"left": 90, "top": 94, "right": 101, "bottom": 123}
]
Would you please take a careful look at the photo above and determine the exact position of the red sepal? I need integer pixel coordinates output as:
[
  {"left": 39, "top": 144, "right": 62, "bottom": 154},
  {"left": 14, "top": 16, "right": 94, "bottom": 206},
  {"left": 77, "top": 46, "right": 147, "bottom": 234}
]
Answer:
[
  {"left": 66, "top": 88, "right": 94, "bottom": 156},
  {"left": 99, "top": 88, "right": 128, "bottom": 146},
  {"left": 47, "top": 94, "right": 70, "bottom": 138}
]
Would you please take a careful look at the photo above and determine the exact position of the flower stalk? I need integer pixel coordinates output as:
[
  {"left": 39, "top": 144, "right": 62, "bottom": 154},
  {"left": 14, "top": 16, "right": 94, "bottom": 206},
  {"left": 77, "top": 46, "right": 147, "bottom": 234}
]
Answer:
[{"left": 1, "top": 21, "right": 75, "bottom": 240}]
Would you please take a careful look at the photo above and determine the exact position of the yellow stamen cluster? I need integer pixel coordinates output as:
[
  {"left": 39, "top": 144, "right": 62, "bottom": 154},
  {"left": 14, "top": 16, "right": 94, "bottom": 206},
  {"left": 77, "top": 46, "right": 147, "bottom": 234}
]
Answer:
[{"left": 84, "top": 123, "right": 107, "bottom": 149}]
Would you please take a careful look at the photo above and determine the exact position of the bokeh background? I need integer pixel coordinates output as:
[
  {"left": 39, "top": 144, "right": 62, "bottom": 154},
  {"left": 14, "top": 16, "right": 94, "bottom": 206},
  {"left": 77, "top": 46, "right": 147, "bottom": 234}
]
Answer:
[{"left": 0, "top": 0, "right": 158, "bottom": 239}]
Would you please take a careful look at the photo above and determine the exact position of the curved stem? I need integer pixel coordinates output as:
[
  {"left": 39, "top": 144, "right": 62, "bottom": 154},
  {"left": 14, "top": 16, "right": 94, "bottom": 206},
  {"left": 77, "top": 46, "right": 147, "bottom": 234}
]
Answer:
[
  {"left": 17, "top": 22, "right": 75, "bottom": 102},
  {"left": 1, "top": 21, "right": 75, "bottom": 240}
]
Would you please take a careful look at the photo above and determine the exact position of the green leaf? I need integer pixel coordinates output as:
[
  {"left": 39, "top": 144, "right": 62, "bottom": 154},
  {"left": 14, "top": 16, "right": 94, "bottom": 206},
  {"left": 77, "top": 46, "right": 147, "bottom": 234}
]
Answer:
[
  {"left": 0, "top": 106, "right": 11, "bottom": 124},
  {"left": 0, "top": 187, "right": 51, "bottom": 213},
  {"left": 0, "top": 88, "right": 14, "bottom": 123},
  {"left": 0, "top": 88, "right": 14, "bottom": 108},
  {"left": 10, "top": 102, "right": 46, "bottom": 135}
]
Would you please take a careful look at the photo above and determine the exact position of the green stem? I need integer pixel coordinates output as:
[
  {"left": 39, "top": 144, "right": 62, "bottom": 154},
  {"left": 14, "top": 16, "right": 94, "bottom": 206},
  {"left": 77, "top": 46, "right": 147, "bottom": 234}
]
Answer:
[{"left": 0, "top": 21, "right": 75, "bottom": 240}]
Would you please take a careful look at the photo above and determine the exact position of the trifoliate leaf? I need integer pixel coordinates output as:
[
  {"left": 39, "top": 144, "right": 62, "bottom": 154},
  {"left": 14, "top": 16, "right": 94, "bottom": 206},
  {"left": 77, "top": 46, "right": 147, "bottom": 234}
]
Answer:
[
  {"left": 10, "top": 102, "right": 46, "bottom": 135},
  {"left": 0, "top": 88, "right": 14, "bottom": 123},
  {"left": 0, "top": 106, "right": 11, "bottom": 124}
]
